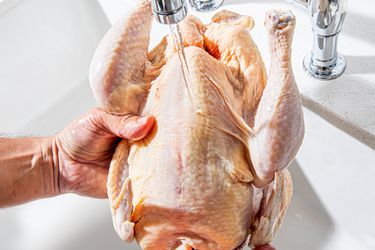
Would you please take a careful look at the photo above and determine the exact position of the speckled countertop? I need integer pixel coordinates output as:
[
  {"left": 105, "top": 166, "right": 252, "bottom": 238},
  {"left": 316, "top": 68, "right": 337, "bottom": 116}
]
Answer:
[{"left": 98, "top": 0, "right": 375, "bottom": 149}]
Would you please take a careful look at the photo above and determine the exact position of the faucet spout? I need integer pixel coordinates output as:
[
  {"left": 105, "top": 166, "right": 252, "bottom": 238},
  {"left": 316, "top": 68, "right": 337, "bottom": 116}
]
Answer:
[{"left": 151, "top": 0, "right": 188, "bottom": 24}]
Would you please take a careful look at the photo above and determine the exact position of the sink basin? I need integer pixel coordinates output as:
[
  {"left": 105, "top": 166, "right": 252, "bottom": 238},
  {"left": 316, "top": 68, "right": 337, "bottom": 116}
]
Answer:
[
  {"left": 1, "top": 0, "right": 375, "bottom": 250},
  {"left": 0, "top": 0, "right": 109, "bottom": 133}
]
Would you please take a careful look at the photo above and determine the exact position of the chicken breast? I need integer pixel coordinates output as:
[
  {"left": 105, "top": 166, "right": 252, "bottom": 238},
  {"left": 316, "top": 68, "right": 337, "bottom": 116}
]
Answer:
[{"left": 89, "top": 1, "right": 304, "bottom": 249}]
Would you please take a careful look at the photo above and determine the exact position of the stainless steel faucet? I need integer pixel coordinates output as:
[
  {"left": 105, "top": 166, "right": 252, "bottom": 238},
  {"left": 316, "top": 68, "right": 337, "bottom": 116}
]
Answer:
[{"left": 289, "top": 0, "right": 347, "bottom": 79}]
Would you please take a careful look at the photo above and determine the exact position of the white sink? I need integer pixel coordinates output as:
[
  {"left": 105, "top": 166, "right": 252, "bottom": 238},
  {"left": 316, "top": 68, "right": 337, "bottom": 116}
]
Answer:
[
  {"left": 0, "top": 0, "right": 109, "bottom": 133},
  {"left": 1, "top": 0, "right": 375, "bottom": 250}
]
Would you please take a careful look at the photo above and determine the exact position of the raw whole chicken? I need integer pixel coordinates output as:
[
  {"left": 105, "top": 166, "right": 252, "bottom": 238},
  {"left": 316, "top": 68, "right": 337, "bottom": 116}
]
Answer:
[{"left": 89, "top": 0, "right": 304, "bottom": 249}]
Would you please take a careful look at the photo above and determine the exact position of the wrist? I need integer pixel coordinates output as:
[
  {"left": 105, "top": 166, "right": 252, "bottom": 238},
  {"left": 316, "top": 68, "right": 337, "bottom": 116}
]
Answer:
[
  {"left": 39, "top": 136, "right": 60, "bottom": 197},
  {"left": 0, "top": 136, "right": 60, "bottom": 207}
]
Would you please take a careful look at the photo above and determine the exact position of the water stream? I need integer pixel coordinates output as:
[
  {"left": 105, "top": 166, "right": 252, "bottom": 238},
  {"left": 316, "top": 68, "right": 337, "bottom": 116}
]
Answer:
[{"left": 169, "top": 23, "right": 196, "bottom": 110}]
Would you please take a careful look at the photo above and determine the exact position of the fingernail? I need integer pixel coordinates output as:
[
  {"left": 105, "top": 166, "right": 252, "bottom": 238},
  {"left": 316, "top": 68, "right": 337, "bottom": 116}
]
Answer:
[{"left": 136, "top": 116, "right": 148, "bottom": 123}]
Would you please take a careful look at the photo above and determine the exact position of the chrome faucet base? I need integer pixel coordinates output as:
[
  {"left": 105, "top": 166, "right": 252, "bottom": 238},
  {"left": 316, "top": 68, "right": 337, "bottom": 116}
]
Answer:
[
  {"left": 189, "top": 0, "right": 223, "bottom": 12},
  {"left": 289, "top": 0, "right": 347, "bottom": 80},
  {"left": 303, "top": 52, "right": 346, "bottom": 80}
]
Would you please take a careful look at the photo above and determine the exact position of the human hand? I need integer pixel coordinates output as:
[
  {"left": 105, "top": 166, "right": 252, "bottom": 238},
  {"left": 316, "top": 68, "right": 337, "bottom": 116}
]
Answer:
[{"left": 53, "top": 108, "right": 155, "bottom": 198}]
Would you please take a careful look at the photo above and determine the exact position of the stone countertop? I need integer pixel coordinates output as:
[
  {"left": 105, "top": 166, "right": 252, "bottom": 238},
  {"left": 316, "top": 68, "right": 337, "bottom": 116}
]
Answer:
[{"left": 98, "top": 0, "right": 375, "bottom": 149}]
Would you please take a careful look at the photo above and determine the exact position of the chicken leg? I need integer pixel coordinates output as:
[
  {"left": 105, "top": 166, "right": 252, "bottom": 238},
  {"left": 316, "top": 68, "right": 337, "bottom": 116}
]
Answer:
[
  {"left": 107, "top": 140, "right": 135, "bottom": 242},
  {"left": 250, "top": 169, "right": 292, "bottom": 248},
  {"left": 249, "top": 10, "right": 304, "bottom": 188}
]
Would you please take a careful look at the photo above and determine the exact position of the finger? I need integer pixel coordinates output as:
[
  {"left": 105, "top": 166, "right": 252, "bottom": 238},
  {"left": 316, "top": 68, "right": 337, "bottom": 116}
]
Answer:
[
  {"left": 120, "top": 115, "right": 155, "bottom": 140},
  {"left": 93, "top": 108, "right": 155, "bottom": 141}
]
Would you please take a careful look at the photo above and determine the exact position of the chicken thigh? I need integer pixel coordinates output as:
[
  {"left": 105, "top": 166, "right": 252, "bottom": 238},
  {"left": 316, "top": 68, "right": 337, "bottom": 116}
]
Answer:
[{"left": 89, "top": 1, "right": 304, "bottom": 249}]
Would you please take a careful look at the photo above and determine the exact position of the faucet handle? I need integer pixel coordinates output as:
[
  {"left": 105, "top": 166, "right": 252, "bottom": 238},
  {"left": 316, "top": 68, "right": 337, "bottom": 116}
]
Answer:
[
  {"left": 189, "top": 0, "right": 224, "bottom": 12},
  {"left": 307, "top": 0, "right": 347, "bottom": 36}
]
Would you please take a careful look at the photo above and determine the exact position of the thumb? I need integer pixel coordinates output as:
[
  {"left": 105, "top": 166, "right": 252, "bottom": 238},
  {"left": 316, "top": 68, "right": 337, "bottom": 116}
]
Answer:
[{"left": 93, "top": 108, "right": 155, "bottom": 140}]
